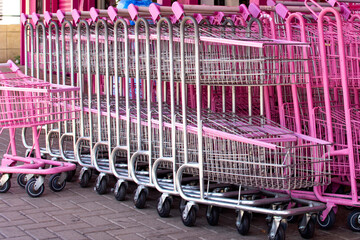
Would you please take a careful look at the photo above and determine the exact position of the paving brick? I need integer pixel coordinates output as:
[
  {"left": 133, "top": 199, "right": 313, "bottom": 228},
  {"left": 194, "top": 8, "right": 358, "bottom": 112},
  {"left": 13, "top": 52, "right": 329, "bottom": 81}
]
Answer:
[
  {"left": 25, "top": 212, "right": 56, "bottom": 223},
  {"left": 47, "top": 222, "right": 92, "bottom": 232},
  {"left": 52, "top": 214, "right": 82, "bottom": 225},
  {"left": 0, "top": 226, "right": 27, "bottom": 238},
  {"left": 7, "top": 236, "right": 35, "bottom": 240},
  {"left": 26, "top": 228, "right": 57, "bottom": 239},
  {"left": 54, "top": 230, "right": 88, "bottom": 240},
  {"left": 82, "top": 215, "right": 112, "bottom": 227},
  {"left": 107, "top": 225, "right": 153, "bottom": 236},
  {"left": 0, "top": 206, "right": 33, "bottom": 220},
  {"left": 0, "top": 218, "right": 35, "bottom": 228},
  {"left": 115, "top": 233, "right": 145, "bottom": 240},
  {"left": 85, "top": 231, "right": 115, "bottom": 240},
  {"left": 19, "top": 220, "right": 62, "bottom": 231},
  {"left": 76, "top": 225, "right": 122, "bottom": 235},
  {"left": 137, "top": 226, "right": 185, "bottom": 239}
]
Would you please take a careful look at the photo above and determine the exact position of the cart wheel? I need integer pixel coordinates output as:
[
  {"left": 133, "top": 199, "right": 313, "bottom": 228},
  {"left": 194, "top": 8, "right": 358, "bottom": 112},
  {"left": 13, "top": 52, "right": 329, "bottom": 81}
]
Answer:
[
  {"left": 134, "top": 190, "right": 147, "bottom": 209},
  {"left": 17, "top": 173, "right": 28, "bottom": 188},
  {"left": 236, "top": 211, "right": 251, "bottom": 235},
  {"left": 114, "top": 182, "right": 127, "bottom": 201},
  {"left": 317, "top": 209, "right": 336, "bottom": 230},
  {"left": 299, "top": 216, "right": 315, "bottom": 239},
  {"left": 49, "top": 174, "right": 66, "bottom": 192},
  {"left": 181, "top": 206, "right": 196, "bottom": 227},
  {"left": 157, "top": 197, "right": 171, "bottom": 218},
  {"left": 347, "top": 210, "right": 360, "bottom": 232},
  {"left": 66, "top": 168, "right": 77, "bottom": 182},
  {"left": 206, "top": 206, "right": 220, "bottom": 226},
  {"left": 25, "top": 178, "right": 44, "bottom": 198},
  {"left": 179, "top": 199, "right": 187, "bottom": 213},
  {"left": 0, "top": 179, "right": 11, "bottom": 193},
  {"left": 95, "top": 176, "right": 108, "bottom": 195},
  {"left": 79, "top": 170, "right": 90, "bottom": 188},
  {"left": 269, "top": 223, "right": 285, "bottom": 240}
]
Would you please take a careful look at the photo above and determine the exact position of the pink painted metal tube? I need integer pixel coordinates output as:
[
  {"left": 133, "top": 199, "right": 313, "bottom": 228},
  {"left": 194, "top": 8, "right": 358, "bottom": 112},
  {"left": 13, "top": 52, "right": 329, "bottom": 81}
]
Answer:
[{"left": 315, "top": 7, "right": 358, "bottom": 203}]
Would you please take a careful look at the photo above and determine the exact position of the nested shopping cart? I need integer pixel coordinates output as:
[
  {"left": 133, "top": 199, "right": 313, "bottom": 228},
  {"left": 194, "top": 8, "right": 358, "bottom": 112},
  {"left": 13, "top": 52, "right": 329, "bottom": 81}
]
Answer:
[
  {"left": 250, "top": 1, "right": 360, "bottom": 231},
  {"left": 0, "top": 60, "right": 79, "bottom": 197}
]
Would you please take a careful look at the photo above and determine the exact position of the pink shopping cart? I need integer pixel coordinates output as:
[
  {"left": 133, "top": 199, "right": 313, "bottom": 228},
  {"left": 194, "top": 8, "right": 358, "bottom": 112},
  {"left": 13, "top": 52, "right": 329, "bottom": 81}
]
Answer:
[{"left": 0, "top": 60, "right": 79, "bottom": 197}]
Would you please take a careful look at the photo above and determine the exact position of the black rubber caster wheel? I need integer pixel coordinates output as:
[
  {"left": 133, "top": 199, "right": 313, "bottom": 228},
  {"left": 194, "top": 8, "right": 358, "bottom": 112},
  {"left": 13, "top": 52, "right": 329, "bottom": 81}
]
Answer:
[
  {"left": 17, "top": 173, "right": 28, "bottom": 188},
  {"left": 0, "top": 179, "right": 11, "bottom": 193},
  {"left": 269, "top": 223, "right": 285, "bottom": 240},
  {"left": 299, "top": 216, "right": 315, "bottom": 239},
  {"left": 206, "top": 206, "right": 220, "bottom": 226},
  {"left": 25, "top": 178, "right": 44, "bottom": 198},
  {"left": 66, "top": 168, "right": 77, "bottom": 182},
  {"left": 134, "top": 190, "right": 147, "bottom": 209},
  {"left": 79, "top": 170, "right": 90, "bottom": 188},
  {"left": 95, "top": 177, "right": 108, "bottom": 195},
  {"left": 348, "top": 210, "right": 360, "bottom": 232},
  {"left": 181, "top": 207, "right": 196, "bottom": 227},
  {"left": 236, "top": 211, "right": 251, "bottom": 235},
  {"left": 317, "top": 209, "right": 336, "bottom": 230},
  {"left": 49, "top": 174, "right": 66, "bottom": 192},
  {"left": 114, "top": 183, "right": 127, "bottom": 201},
  {"left": 157, "top": 197, "right": 171, "bottom": 218}
]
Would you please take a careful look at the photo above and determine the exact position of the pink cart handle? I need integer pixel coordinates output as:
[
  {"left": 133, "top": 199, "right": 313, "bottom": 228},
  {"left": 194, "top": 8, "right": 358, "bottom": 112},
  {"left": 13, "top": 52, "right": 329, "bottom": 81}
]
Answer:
[
  {"left": 72, "top": 9, "right": 81, "bottom": 24},
  {"left": 128, "top": 4, "right": 139, "bottom": 21},
  {"left": 340, "top": 3, "right": 351, "bottom": 20},
  {"left": 275, "top": 3, "right": 289, "bottom": 19},
  {"left": 267, "top": 0, "right": 276, "bottom": 6},
  {"left": 56, "top": 9, "right": 66, "bottom": 23},
  {"left": 172, "top": 2, "right": 185, "bottom": 21},
  {"left": 44, "top": 11, "right": 53, "bottom": 25},
  {"left": 20, "top": 13, "right": 28, "bottom": 25},
  {"left": 149, "top": 3, "right": 161, "bottom": 22},
  {"left": 7, "top": 60, "right": 19, "bottom": 72},
  {"left": 31, "top": 12, "right": 40, "bottom": 25},
  {"left": 248, "top": 3, "right": 262, "bottom": 18},
  {"left": 108, "top": 6, "right": 118, "bottom": 22},
  {"left": 239, "top": 4, "right": 251, "bottom": 21},
  {"left": 90, "top": 7, "right": 99, "bottom": 22}
]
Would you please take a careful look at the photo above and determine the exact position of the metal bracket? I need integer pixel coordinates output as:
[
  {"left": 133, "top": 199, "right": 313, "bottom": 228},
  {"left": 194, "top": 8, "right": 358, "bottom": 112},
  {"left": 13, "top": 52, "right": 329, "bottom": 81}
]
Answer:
[
  {"left": 24, "top": 174, "right": 34, "bottom": 182},
  {"left": 34, "top": 176, "right": 45, "bottom": 191},
  {"left": 298, "top": 213, "right": 312, "bottom": 230},
  {"left": 96, "top": 173, "right": 107, "bottom": 189},
  {"left": 78, "top": 167, "right": 89, "bottom": 181},
  {"left": 114, "top": 179, "right": 128, "bottom": 195},
  {"left": 0, "top": 174, "right": 10, "bottom": 186},
  {"left": 134, "top": 185, "right": 148, "bottom": 202},
  {"left": 158, "top": 193, "right": 172, "bottom": 211},
  {"left": 269, "top": 216, "right": 282, "bottom": 239},
  {"left": 236, "top": 210, "right": 245, "bottom": 228},
  {"left": 58, "top": 172, "right": 67, "bottom": 185},
  {"left": 182, "top": 201, "right": 197, "bottom": 219}
]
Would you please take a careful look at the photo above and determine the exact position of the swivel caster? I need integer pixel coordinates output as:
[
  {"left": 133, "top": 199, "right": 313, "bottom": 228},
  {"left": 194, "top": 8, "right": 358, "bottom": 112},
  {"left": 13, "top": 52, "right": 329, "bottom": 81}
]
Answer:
[
  {"left": 49, "top": 173, "right": 67, "bottom": 192},
  {"left": 114, "top": 180, "right": 128, "bottom": 201},
  {"left": 236, "top": 210, "right": 251, "bottom": 235},
  {"left": 0, "top": 173, "right": 11, "bottom": 193},
  {"left": 157, "top": 194, "right": 172, "bottom": 218},
  {"left": 347, "top": 209, "right": 360, "bottom": 232},
  {"left": 134, "top": 185, "right": 148, "bottom": 209},
  {"left": 95, "top": 173, "right": 108, "bottom": 195},
  {"left": 317, "top": 209, "right": 336, "bottom": 230},
  {"left": 79, "top": 168, "right": 91, "bottom": 188},
  {"left": 268, "top": 216, "right": 287, "bottom": 240},
  {"left": 25, "top": 177, "right": 45, "bottom": 198},
  {"left": 181, "top": 201, "right": 198, "bottom": 227},
  {"left": 206, "top": 205, "right": 220, "bottom": 226},
  {"left": 298, "top": 214, "right": 316, "bottom": 239}
]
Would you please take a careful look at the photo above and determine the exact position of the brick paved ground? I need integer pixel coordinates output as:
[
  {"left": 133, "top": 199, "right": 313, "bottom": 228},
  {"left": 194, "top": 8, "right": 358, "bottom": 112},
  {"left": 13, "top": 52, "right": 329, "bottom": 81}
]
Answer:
[{"left": 0, "top": 130, "right": 360, "bottom": 240}]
